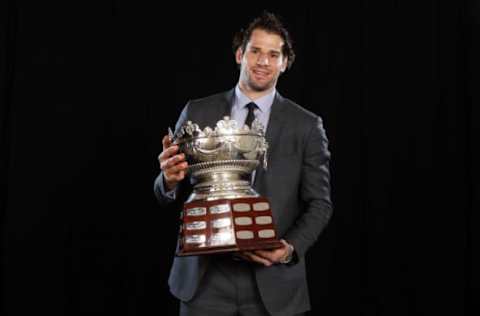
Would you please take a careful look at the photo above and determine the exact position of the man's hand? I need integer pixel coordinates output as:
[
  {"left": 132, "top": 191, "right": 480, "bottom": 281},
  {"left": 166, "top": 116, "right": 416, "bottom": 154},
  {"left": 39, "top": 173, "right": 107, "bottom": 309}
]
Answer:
[
  {"left": 235, "top": 239, "right": 293, "bottom": 267},
  {"left": 158, "top": 135, "right": 188, "bottom": 190}
]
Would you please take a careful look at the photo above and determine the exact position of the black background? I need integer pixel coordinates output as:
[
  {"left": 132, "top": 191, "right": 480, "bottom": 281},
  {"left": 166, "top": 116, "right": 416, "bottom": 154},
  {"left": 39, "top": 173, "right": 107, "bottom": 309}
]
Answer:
[{"left": 1, "top": 2, "right": 478, "bottom": 315}]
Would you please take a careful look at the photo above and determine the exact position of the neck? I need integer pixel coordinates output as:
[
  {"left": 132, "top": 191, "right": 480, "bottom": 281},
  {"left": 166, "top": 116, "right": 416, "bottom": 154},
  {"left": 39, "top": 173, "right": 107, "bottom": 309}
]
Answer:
[{"left": 238, "top": 81, "right": 275, "bottom": 101}]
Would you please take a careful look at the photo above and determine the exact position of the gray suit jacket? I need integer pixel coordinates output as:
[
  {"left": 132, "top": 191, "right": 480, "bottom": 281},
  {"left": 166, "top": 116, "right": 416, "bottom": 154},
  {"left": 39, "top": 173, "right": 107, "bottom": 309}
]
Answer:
[{"left": 154, "top": 89, "right": 332, "bottom": 316}]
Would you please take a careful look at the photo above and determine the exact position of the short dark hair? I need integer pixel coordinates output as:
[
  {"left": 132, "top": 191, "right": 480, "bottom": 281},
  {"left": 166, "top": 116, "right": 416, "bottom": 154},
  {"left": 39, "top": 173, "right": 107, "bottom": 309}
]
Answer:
[{"left": 232, "top": 11, "right": 296, "bottom": 70}]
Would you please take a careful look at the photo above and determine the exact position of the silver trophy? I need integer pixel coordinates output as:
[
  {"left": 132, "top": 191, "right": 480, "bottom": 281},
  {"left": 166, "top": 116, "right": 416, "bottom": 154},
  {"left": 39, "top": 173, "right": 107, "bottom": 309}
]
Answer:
[{"left": 172, "top": 116, "right": 282, "bottom": 255}]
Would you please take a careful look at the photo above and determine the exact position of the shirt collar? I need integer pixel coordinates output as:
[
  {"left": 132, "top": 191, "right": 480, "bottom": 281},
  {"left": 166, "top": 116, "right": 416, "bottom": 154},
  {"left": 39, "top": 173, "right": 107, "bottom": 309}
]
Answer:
[{"left": 234, "top": 85, "right": 276, "bottom": 113}]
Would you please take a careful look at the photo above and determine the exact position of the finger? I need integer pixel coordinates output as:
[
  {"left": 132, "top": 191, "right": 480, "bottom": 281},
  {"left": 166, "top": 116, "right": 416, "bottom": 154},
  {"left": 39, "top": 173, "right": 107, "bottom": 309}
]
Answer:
[
  {"left": 162, "top": 135, "right": 172, "bottom": 150},
  {"left": 159, "top": 146, "right": 180, "bottom": 162},
  {"left": 243, "top": 251, "right": 273, "bottom": 266},
  {"left": 159, "top": 145, "right": 179, "bottom": 161},
  {"left": 161, "top": 154, "right": 182, "bottom": 170},
  {"left": 254, "top": 246, "right": 288, "bottom": 263},
  {"left": 161, "top": 155, "right": 187, "bottom": 171},
  {"left": 167, "top": 172, "right": 186, "bottom": 183},
  {"left": 253, "top": 249, "right": 278, "bottom": 262},
  {"left": 163, "top": 162, "right": 188, "bottom": 175}
]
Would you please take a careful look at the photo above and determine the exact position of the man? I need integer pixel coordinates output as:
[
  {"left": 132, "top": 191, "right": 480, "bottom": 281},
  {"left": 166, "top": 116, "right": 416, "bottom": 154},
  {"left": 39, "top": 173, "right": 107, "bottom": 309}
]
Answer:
[{"left": 154, "top": 12, "right": 332, "bottom": 316}]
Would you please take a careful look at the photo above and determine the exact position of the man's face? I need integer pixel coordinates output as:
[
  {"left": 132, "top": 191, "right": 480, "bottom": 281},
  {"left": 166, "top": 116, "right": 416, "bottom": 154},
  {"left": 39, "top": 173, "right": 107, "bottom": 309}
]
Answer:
[{"left": 236, "top": 29, "right": 288, "bottom": 92}]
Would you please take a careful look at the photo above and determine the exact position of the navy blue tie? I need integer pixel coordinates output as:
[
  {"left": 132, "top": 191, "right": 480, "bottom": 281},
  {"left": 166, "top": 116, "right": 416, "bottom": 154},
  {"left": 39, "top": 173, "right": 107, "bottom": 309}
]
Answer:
[{"left": 244, "top": 102, "right": 258, "bottom": 127}]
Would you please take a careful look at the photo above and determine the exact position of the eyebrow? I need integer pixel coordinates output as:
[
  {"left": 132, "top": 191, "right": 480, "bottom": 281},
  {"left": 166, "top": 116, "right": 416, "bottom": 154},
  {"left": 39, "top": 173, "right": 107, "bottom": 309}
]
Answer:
[{"left": 249, "top": 45, "right": 282, "bottom": 54}]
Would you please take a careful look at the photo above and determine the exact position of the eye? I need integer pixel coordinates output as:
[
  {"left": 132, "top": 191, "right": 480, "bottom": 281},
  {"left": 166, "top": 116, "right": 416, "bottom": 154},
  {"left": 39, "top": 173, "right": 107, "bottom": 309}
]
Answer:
[{"left": 270, "top": 53, "right": 280, "bottom": 59}]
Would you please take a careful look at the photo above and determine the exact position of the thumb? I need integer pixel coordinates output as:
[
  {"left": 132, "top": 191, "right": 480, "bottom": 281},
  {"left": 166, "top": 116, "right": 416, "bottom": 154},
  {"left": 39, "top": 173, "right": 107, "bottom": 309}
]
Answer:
[{"left": 162, "top": 135, "right": 171, "bottom": 151}]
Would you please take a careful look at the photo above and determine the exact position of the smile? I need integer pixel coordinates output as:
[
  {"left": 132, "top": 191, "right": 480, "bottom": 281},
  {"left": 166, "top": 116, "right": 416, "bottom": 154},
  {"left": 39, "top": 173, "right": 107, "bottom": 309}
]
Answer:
[{"left": 253, "top": 69, "right": 270, "bottom": 77}]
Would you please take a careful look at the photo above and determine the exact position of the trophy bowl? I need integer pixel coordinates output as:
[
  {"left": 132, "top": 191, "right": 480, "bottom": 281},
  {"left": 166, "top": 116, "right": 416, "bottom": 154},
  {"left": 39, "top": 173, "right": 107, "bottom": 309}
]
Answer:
[
  {"left": 173, "top": 116, "right": 268, "bottom": 202},
  {"left": 172, "top": 116, "right": 282, "bottom": 256}
]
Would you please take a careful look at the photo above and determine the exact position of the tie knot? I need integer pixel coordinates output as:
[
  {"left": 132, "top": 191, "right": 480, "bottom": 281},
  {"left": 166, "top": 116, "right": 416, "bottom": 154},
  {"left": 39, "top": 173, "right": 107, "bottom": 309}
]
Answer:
[{"left": 246, "top": 102, "right": 258, "bottom": 111}]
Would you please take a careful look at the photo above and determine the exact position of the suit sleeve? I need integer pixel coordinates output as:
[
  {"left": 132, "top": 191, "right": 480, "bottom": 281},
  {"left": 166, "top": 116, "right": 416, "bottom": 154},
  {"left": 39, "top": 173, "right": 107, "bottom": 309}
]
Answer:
[
  {"left": 153, "top": 103, "right": 190, "bottom": 206},
  {"left": 284, "top": 116, "right": 333, "bottom": 259}
]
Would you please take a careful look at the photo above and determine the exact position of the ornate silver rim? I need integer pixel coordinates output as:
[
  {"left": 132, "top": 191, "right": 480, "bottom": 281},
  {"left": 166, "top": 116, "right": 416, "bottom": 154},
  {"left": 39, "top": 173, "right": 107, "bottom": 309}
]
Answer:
[{"left": 189, "top": 160, "right": 259, "bottom": 176}]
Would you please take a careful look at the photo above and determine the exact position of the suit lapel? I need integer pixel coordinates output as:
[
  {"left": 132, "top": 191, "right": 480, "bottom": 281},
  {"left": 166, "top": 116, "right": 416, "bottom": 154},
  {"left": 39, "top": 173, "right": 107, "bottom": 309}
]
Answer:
[
  {"left": 199, "top": 90, "right": 233, "bottom": 128},
  {"left": 254, "top": 92, "right": 287, "bottom": 194},
  {"left": 265, "top": 92, "right": 287, "bottom": 157},
  {"left": 221, "top": 89, "right": 234, "bottom": 118}
]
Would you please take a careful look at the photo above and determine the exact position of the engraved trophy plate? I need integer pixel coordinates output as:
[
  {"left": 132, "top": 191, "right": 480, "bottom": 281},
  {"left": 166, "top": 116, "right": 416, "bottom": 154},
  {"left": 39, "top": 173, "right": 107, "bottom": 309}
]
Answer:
[
  {"left": 186, "top": 207, "right": 207, "bottom": 216},
  {"left": 210, "top": 229, "right": 235, "bottom": 246},
  {"left": 236, "top": 230, "right": 255, "bottom": 239},
  {"left": 173, "top": 117, "right": 283, "bottom": 256},
  {"left": 186, "top": 221, "right": 207, "bottom": 230},
  {"left": 185, "top": 235, "right": 206, "bottom": 244},
  {"left": 211, "top": 218, "right": 231, "bottom": 228},
  {"left": 255, "top": 216, "right": 273, "bottom": 225},
  {"left": 209, "top": 204, "right": 230, "bottom": 214},
  {"left": 233, "top": 203, "right": 251, "bottom": 212},
  {"left": 235, "top": 217, "right": 253, "bottom": 226},
  {"left": 258, "top": 229, "right": 275, "bottom": 239},
  {"left": 253, "top": 202, "right": 270, "bottom": 211}
]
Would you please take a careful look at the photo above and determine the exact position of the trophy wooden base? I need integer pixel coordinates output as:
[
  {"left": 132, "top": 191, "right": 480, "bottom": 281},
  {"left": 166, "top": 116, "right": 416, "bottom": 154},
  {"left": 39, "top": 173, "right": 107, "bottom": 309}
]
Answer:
[{"left": 176, "top": 197, "right": 283, "bottom": 256}]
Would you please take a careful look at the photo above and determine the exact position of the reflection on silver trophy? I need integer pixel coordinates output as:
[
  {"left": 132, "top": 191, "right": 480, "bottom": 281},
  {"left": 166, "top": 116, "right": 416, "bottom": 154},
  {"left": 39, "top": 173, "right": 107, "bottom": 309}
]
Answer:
[{"left": 172, "top": 116, "right": 282, "bottom": 255}]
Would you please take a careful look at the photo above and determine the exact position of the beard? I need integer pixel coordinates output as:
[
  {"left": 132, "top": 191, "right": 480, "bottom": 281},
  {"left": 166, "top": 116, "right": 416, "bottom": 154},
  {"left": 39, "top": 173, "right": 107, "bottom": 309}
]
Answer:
[{"left": 245, "top": 71, "right": 277, "bottom": 92}]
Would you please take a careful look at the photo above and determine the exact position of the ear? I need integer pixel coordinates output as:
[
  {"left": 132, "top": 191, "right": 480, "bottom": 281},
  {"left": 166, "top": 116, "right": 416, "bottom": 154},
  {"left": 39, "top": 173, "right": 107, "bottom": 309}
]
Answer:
[
  {"left": 235, "top": 47, "right": 243, "bottom": 65},
  {"left": 280, "top": 57, "right": 288, "bottom": 73}
]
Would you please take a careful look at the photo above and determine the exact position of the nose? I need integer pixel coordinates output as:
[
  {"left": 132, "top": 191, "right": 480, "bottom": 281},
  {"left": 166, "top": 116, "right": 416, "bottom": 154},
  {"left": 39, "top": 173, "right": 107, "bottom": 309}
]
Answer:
[{"left": 256, "top": 53, "right": 269, "bottom": 66}]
